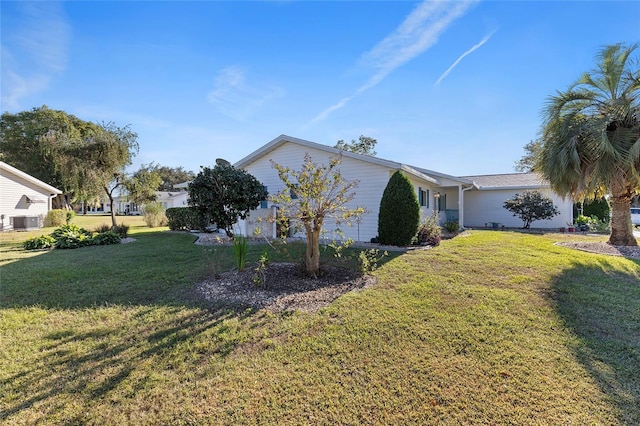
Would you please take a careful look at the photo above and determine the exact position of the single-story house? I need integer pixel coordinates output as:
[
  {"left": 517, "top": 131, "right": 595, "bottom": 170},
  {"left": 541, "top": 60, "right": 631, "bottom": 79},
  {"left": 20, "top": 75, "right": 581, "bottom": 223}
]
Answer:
[
  {"left": 0, "top": 161, "right": 63, "bottom": 231},
  {"left": 233, "top": 135, "right": 574, "bottom": 241},
  {"left": 82, "top": 191, "right": 189, "bottom": 215}
]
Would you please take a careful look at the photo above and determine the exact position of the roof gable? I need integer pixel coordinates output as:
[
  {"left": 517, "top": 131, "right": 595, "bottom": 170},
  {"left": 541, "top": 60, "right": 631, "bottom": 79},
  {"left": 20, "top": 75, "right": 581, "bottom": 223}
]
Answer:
[
  {"left": 0, "top": 161, "right": 63, "bottom": 194},
  {"left": 234, "top": 135, "right": 471, "bottom": 186}
]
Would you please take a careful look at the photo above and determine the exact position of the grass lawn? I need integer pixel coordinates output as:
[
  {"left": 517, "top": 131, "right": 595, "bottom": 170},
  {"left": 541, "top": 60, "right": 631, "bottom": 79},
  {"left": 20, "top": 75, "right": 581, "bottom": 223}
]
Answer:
[{"left": 1, "top": 216, "right": 639, "bottom": 425}]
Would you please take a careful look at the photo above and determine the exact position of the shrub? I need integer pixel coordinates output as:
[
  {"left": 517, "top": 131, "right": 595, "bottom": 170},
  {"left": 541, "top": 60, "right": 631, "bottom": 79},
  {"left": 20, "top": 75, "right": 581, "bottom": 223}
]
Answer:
[
  {"left": 93, "top": 231, "right": 121, "bottom": 245},
  {"left": 416, "top": 212, "right": 441, "bottom": 246},
  {"left": 143, "top": 201, "right": 168, "bottom": 228},
  {"left": 574, "top": 197, "right": 610, "bottom": 222},
  {"left": 112, "top": 223, "right": 129, "bottom": 238},
  {"left": 50, "top": 224, "right": 94, "bottom": 249},
  {"left": 358, "top": 248, "right": 388, "bottom": 274},
  {"left": 503, "top": 190, "right": 560, "bottom": 229},
  {"left": 23, "top": 234, "right": 56, "bottom": 250},
  {"left": 444, "top": 221, "right": 460, "bottom": 233},
  {"left": 94, "top": 224, "right": 112, "bottom": 233},
  {"left": 166, "top": 207, "right": 208, "bottom": 231},
  {"left": 378, "top": 171, "right": 420, "bottom": 246},
  {"left": 44, "top": 209, "right": 69, "bottom": 227}
]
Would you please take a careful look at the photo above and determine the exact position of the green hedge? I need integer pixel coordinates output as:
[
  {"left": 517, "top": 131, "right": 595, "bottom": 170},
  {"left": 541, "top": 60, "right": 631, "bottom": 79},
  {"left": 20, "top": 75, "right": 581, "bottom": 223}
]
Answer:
[{"left": 165, "top": 207, "right": 208, "bottom": 231}]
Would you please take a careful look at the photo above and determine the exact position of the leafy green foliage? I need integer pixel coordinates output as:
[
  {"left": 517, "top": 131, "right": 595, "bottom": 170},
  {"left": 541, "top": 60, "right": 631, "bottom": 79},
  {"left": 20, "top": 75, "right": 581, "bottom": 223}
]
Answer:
[
  {"left": 378, "top": 171, "right": 420, "bottom": 246},
  {"left": 50, "top": 224, "right": 95, "bottom": 249},
  {"left": 23, "top": 234, "right": 56, "bottom": 250},
  {"left": 23, "top": 223, "right": 125, "bottom": 250},
  {"left": 143, "top": 201, "right": 167, "bottom": 228},
  {"left": 574, "top": 197, "right": 610, "bottom": 222},
  {"left": 125, "top": 164, "right": 162, "bottom": 206},
  {"left": 132, "top": 162, "right": 196, "bottom": 191},
  {"left": 233, "top": 236, "right": 249, "bottom": 272},
  {"left": 357, "top": 248, "right": 388, "bottom": 274},
  {"left": 334, "top": 135, "right": 377, "bottom": 156},
  {"left": 444, "top": 220, "right": 460, "bottom": 233},
  {"left": 92, "top": 231, "right": 122, "bottom": 245},
  {"left": 514, "top": 139, "right": 542, "bottom": 172},
  {"left": 503, "top": 190, "right": 560, "bottom": 228},
  {"left": 166, "top": 207, "right": 208, "bottom": 231},
  {"left": 188, "top": 164, "right": 267, "bottom": 237},
  {"left": 271, "top": 153, "right": 363, "bottom": 276}
]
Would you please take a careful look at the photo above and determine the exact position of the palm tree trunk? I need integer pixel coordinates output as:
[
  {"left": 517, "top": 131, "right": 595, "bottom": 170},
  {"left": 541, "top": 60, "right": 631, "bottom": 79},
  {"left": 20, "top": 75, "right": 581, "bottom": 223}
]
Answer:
[{"left": 608, "top": 183, "right": 637, "bottom": 246}]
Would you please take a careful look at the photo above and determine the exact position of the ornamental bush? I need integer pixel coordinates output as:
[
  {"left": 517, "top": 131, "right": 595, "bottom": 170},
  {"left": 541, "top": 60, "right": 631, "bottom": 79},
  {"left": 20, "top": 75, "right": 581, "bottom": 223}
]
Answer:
[
  {"left": 378, "top": 171, "right": 420, "bottom": 246},
  {"left": 503, "top": 190, "right": 560, "bottom": 229},
  {"left": 143, "top": 201, "right": 167, "bottom": 228},
  {"left": 44, "top": 209, "right": 68, "bottom": 227}
]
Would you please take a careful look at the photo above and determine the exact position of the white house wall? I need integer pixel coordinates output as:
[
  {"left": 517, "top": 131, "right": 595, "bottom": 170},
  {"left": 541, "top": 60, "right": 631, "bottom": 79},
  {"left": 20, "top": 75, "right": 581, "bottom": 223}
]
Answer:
[
  {"left": 0, "top": 169, "right": 53, "bottom": 230},
  {"left": 241, "top": 142, "right": 394, "bottom": 242},
  {"left": 463, "top": 188, "right": 573, "bottom": 229}
]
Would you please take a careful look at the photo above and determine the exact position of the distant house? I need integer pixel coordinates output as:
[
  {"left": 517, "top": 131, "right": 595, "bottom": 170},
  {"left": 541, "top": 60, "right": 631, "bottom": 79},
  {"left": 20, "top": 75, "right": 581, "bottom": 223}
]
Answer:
[
  {"left": 233, "top": 135, "right": 573, "bottom": 241},
  {"left": 0, "top": 161, "right": 62, "bottom": 231},
  {"left": 82, "top": 191, "right": 188, "bottom": 215}
]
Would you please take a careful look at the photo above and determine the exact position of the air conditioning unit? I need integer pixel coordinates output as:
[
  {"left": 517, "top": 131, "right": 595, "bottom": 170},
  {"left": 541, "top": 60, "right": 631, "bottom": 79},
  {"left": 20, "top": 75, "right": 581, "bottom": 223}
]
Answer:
[{"left": 13, "top": 216, "right": 40, "bottom": 230}]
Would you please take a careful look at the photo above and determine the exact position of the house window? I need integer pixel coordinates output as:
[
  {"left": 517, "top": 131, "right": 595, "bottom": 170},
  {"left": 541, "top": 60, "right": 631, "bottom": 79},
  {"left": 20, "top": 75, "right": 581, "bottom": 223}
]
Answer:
[
  {"left": 260, "top": 186, "right": 268, "bottom": 209},
  {"left": 435, "top": 193, "right": 447, "bottom": 212},
  {"left": 418, "top": 187, "right": 429, "bottom": 207},
  {"left": 290, "top": 185, "right": 299, "bottom": 200}
]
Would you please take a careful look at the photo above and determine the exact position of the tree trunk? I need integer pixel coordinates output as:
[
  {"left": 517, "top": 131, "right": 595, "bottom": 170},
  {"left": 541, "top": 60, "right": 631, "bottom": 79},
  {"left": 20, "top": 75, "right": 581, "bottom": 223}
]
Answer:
[
  {"left": 608, "top": 184, "right": 637, "bottom": 246},
  {"left": 304, "top": 220, "right": 322, "bottom": 277}
]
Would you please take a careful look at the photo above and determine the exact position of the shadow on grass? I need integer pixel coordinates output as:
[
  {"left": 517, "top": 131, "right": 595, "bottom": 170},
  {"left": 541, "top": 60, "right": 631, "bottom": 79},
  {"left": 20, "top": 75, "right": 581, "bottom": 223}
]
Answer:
[
  {"left": 549, "top": 257, "right": 640, "bottom": 424},
  {"left": 0, "top": 305, "right": 268, "bottom": 422},
  {"left": 1, "top": 230, "right": 404, "bottom": 421}
]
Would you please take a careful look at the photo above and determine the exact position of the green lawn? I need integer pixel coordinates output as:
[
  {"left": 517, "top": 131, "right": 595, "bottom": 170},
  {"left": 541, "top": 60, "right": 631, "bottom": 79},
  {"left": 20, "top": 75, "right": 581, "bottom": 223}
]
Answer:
[{"left": 1, "top": 218, "right": 638, "bottom": 425}]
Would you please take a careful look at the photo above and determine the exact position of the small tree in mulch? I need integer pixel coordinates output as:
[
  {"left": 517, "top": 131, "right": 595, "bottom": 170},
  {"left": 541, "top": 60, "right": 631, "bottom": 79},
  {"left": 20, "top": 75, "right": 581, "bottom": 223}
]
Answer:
[
  {"left": 271, "top": 153, "right": 364, "bottom": 277},
  {"left": 503, "top": 190, "right": 560, "bottom": 229},
  {"left": 378, "top": 171, "right": 420, "bottom": 246}
]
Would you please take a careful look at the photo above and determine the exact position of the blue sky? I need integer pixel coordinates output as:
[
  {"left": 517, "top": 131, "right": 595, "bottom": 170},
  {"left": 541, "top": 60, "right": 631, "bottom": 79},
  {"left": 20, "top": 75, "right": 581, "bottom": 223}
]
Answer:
[{"left": 2, "top": 1, "right": 639, "bottom": 177}]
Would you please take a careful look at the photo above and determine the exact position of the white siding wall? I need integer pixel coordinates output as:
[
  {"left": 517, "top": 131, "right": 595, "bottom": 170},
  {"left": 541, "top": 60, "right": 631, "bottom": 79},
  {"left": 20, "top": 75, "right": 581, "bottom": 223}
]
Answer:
[
  {"left": 242, "top": 142, "right": 394, "bottom": 242},
  {"left": 0, "top": 169, "right": 52, "bottom": 230},
  {"left": 463, "top": 188, "right": 573, "bottom": 229}
]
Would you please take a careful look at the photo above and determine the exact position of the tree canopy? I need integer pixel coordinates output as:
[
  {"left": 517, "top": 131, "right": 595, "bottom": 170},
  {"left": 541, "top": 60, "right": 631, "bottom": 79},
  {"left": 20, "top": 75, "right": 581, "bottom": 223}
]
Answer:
[
  {"left": 535, "top": 43, "right": 639, "bottom": 246},
  {"left": 0, "top": 106, "right": 139, "bottom": 220},
  {"left": 188, "top": 164, "right": 267, "bottom": 237},
  {"left": 334, "top": 135, "right": 377, "bottom": 156}
]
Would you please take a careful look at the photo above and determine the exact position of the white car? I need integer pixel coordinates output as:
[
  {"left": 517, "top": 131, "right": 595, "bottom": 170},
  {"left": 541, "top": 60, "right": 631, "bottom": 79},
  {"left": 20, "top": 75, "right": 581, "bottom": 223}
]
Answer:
[{"left": 631, "top": 208, "right": 640, "bottom": 226}]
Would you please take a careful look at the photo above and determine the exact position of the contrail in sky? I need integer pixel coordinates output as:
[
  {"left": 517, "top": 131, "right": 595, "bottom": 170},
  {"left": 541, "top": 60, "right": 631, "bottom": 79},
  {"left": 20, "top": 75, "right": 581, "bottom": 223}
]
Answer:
[
  {"left": 434, "top": 30, "right": 497, "bottom": 86},
  {"left": 307, "top": 0, "right": 477, "bottom": 126}
]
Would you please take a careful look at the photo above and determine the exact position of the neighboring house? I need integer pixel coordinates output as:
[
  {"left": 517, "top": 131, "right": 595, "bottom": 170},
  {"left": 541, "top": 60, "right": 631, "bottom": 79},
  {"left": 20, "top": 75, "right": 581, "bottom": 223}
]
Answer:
[
  {"left": 0, "top": 161, "right": 63, "bottom": 231},
  {"left": 82, "top": 191, "right": 189, "bottom": 215},
  {"left": 460, "top": 173, "right": 573, "bottom": 229},
  {"left": 233, "top": 135, "right": 574, "bottom": 242}
]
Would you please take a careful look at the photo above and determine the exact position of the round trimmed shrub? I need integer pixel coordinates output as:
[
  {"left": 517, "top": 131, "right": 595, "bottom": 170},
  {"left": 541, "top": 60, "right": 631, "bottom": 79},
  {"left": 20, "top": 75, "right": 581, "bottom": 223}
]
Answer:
[{"left": 378, "top": 171, "right": 420, "bottom": 246}]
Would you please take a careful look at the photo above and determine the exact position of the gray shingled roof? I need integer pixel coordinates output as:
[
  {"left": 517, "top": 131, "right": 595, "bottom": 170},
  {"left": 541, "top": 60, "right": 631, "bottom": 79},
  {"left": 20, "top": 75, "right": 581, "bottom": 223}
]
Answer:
[{"left": 461, "top": 173, "right": 548, "bottom": 190}]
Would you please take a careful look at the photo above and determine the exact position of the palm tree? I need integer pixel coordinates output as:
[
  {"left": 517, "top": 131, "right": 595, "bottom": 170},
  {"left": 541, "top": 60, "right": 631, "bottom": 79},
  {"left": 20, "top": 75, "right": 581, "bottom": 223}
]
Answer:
[{"left": 537, "top": 43, "right": 640, "bottom": 246}]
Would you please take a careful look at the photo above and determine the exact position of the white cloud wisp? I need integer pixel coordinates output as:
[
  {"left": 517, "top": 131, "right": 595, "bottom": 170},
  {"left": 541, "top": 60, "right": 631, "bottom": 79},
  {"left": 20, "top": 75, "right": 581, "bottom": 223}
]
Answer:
[
  {"left": 208, "top": 66, "right": 285, "bottom": 121},
  {"left": 0, "top": 2, "right": 70, "bottom": 111}
]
